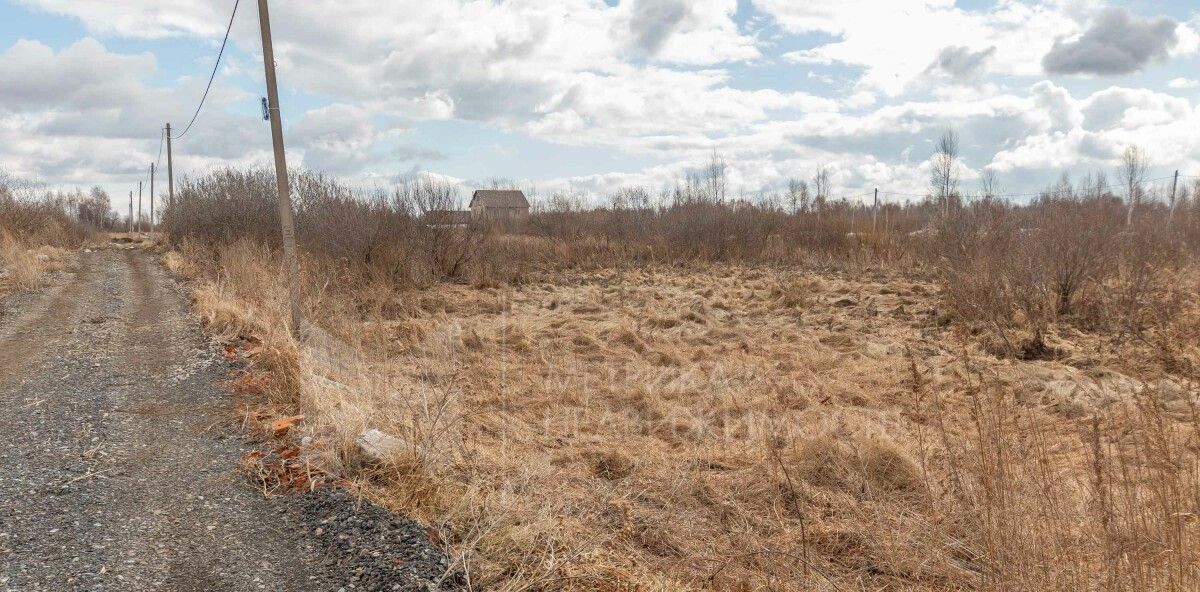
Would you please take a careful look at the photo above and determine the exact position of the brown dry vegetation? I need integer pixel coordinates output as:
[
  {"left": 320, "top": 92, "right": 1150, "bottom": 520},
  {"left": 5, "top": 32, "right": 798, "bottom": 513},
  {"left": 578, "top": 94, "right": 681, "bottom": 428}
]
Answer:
[
  {"left": 0, "top": 174, "right": 105, "bottom": 293},
  {"left": 162, "top": 168, "right": 1200, "bottom": 591}
]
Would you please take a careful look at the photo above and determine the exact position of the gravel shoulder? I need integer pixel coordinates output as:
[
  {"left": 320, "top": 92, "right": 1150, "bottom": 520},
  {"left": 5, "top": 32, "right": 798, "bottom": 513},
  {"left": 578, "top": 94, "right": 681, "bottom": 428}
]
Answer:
[{"left": 0, "top": 248, "right": 456, "bottom": 591}]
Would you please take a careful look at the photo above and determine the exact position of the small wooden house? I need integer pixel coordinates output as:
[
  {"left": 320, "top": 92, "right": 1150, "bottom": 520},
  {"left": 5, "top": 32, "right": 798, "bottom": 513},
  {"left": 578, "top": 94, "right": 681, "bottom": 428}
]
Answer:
[{"left": 470, "top": 190, "right": 530, "bottom": 222}]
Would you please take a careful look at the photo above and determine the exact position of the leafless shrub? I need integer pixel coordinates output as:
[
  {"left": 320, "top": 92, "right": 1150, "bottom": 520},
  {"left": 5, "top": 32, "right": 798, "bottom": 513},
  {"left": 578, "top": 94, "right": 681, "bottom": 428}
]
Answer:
[
  {"left": 0, "top": 173, "right": 104, "bottom": 245},
  {"left": 1036, "top": 194, "right": 1124, "bottom": 315},
  {"left": 0, "top": 174, "right": 99, "bottom": 293},
  {"left": 395, "top": 175, "right": 485, "bottom": 281},
  {"left": 935, "top": 171, "right": 1187, "bottom": 359},
  {"left": 934, "top": 196, "right": 1038, "bottom": 354}
]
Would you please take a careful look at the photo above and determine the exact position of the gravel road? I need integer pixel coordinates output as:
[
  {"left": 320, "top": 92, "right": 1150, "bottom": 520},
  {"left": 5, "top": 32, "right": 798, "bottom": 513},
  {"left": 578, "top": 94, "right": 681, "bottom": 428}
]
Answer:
[{"left": 0, "top": 248, "right": 458, "bottom": 591}]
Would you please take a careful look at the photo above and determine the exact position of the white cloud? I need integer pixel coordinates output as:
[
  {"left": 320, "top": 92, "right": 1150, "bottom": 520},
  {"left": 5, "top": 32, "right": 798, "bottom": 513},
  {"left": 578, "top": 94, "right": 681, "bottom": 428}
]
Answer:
[
  {"left": 0, "top": 38, "right": 153, "bottom": 111},
  {"left": 621, "top": 0, "right": 759, "bottom": 64},
  {"left": 1168, "top": 77, "right": 1200, "bottom": 89},
  {"left": 0, "top": 37, "right": 278, "bottom": 204},
  {"left": 7, "top": 0, "right": 1200, "bottom": 205},
  {"left": 990, "top": 85, "right": 1200, "bottom": 176},
  {"left": 291, "top": 103, "right": 445, "bottom": 174},
  {"left": 16, "top": 0, "right": 231, "bottom": 38},
  {"left": 524, "top": 66, "right": 837, "bottom": 149},
  {"left": 291, "top": 104, "right": 383, "bottom": 174},
  {"left": 772, "top": 0, "right": 1082, "bottom": 95},
  {"left": 1042, "top": 7, "right": 1178, "bottom": 75},
  {"left": 925, "top": 45, "right": 997, "bottom": 86},
  {"left": 1082, "top": 87, "right": 1191, "bottom": 130},
  {"left": 1170, "top": 20, "right": 1200, "bottom": 57}
]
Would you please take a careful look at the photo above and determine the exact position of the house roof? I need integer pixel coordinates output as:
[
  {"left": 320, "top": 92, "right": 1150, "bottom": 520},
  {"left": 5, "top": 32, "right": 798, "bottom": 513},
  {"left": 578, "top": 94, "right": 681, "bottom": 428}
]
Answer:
[{"left": 470, "top": 190, "right": 529, "bottom": 209}]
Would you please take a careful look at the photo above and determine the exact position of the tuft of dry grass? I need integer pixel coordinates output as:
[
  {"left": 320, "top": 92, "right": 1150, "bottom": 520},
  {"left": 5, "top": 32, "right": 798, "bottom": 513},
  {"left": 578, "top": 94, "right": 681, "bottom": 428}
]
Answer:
[
  {"left": 0, "top": 232, "right": 69, "bottom": 292},
  {"left": 1, "top": 234, "right": 47, "bottom": 290}
]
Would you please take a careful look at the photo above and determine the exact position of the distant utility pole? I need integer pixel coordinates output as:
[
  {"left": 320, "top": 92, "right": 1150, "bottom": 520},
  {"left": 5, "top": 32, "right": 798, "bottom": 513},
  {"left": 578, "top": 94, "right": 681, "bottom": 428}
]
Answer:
[
  {"left": 257, "top": 0, "right": 303, "bottom": 335},
  {"left": 128, "top": 191, "right": 133, "bottom": 234},
  {"left": 1168, "top": 169, "right": 1180, "bottom": 229},
  {"left": 149, "top": 162, "right": 155, "bottom": 235},
  {"left": 137, "top": 181, "right": 143, "bottom": 234},
  {"left": 138, "top": 181, "right": 143, "bottom": 234},
  {"left": 166, "top": 122, "right": 175, "bottom": 207}
]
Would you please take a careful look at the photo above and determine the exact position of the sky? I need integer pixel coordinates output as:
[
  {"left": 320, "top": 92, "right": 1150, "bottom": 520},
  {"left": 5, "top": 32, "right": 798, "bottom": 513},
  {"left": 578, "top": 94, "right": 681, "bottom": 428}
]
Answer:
[{"left": 1, "top": 0, "right": 1199, "bottom": 211}]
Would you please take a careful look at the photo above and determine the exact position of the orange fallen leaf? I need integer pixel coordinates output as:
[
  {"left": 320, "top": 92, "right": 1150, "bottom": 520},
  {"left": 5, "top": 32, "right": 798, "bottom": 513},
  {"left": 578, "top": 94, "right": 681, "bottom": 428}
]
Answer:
[{"left": 270, "top": 415, "right": 306, "bottom": 437}]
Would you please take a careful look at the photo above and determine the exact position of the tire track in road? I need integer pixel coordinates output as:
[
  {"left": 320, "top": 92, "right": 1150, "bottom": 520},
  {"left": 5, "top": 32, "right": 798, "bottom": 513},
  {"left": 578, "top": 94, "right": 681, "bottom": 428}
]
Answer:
[{"left": 0, "top": 256, "right": 95, "bottom": 386}]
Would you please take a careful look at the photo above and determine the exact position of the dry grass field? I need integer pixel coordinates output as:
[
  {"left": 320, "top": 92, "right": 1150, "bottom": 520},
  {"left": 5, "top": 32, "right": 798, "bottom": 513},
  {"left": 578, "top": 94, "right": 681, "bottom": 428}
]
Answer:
[
  {"left": 144, "top": 164, "right": 1200, "bottom": 591},
  {"left": 167, "top": 235, "right": 1200, "bottom": 591}
]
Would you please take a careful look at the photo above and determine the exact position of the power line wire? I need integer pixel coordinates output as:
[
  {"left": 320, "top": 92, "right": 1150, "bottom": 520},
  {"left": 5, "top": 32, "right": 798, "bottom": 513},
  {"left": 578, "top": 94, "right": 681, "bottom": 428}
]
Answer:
[
  {"left": 170, "top": 0, "right": 240, "bottom": 140},
  {"left": 137, "top": 127, "right": 165, "bottom": 191},
  {"left": 153, "top": 126, "right": 164, "bottom": 173}
]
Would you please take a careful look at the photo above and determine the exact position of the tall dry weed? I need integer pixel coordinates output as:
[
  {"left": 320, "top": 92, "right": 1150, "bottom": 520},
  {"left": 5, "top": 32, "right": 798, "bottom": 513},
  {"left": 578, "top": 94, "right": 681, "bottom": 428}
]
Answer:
[{"left": 0, "top": 232, "right": 46, "bottom": 290}]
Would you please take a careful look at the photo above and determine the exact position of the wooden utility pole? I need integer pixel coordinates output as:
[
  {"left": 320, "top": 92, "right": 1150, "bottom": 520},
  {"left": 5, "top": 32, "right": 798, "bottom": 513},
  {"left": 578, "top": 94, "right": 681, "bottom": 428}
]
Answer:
[
  {"left": 149, "top": 162, "right": 155, "bottom": 235},
  {"left": 1168, "top": 170, "right": 1180, "bottom": 228},
  {"left": 137, "top": 181, "right": 143, "bottom": 234},
  {"left": 257, "top": 0, "right": 303, "bottom": 335},
  {"left": 166, "top": 122, "right": 175, "bottom": 207},
  {"left": 128, "top": 191, "right": 133, "bottom": 234},
  {"left": 138, "top": 181, "right": 143, "bottom": 234}
]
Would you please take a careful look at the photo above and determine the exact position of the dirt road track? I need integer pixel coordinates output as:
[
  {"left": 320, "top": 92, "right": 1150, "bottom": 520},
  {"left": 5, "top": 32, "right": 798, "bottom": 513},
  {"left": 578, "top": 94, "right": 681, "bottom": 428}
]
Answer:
[{"left": 0, "top": 249, "right": 455, "bottom": 591}]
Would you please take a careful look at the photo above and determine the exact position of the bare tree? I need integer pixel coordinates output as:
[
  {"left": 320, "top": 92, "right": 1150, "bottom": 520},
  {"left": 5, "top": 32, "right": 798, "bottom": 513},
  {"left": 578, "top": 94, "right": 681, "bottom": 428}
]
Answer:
[
  {"left": 786, "top": 178, "right": 810, "bottom": 213},
  {"left": 76, "top": 186, "right": 114, "bottom": 229},
  {"left": 1051, "top": 172, "right": 1073, "bottom": 200},
  {"left": 1078, "top": 170, "right": 1109, "bottom": 200},
  {"left": 813, "top": 166, "right": 830, "bottom": 204},
  {"left": 400, "top": 175, "right": 460, "bottom": 216},
  {"left": 811, "top": 165, "right": 831, "bottom": 232},
  {"left": 705, "top": 150, "right": 728, "bottom": 204},
  {"left": 485, "top": 177, "right": 519, "bottom": 190},
  {"left": 929, "top": 129, "right": 960, "bottom": 216},
  {"left": 757, "top": 190, "right": 783, "bottom": 211},
  {"left": 978, "top": 169, "right": 999, "bottom": 202},
  {"left": 610, "top": 186, "right": 651, "bottom": 211},
  {"left": 1120, "top": 145, "right": 1149, "bottom": 227}
]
